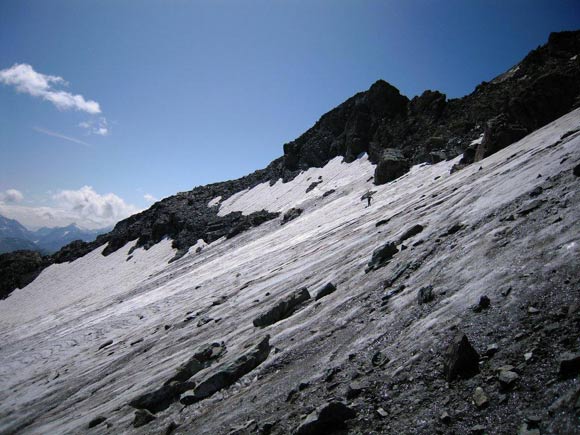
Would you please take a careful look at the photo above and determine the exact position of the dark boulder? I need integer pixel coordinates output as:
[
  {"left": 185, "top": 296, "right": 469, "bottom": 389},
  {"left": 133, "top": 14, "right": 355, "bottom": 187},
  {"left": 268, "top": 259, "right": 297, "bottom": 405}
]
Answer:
[
  {"left": 281, "top": 208, "right": 303, "bottom": 225},
  {"left": 374, "top": 149, "right": 410, "bottom": 185},
  {"left": 444, "top": 333, "right": 480, "bottom": 381},
  {"left": 130, "top": 342, "right": 226, "bottom": 413},
  {"left": 88, "top": 416, "right": 107, "bottom": 428},
  {"left": 181, "top": 335, "right": 271, "bottom": 404},
  {"left": 573, "top": 163, "right": 580, "bottom": 177},
  {"left": 417, "top": 285, "right": 435, "bottom": 305},
  {"left": 559, "top": 352, "right": 580, "bottom": 378},
  {"left": 472, "top": 295, "right": 491, "bottom": 312},
  {"left": 129, "top": 384, "right": 181, "bottom": 414},
  {"left": 314, "top": 282, "right": 337, "bottom": 301},
  {"left": 294, "top": 401, "right": 357, "bottom": 435},
  {"left": 167, "top": 342, "right": 226, "bottom": 384},
  {"left": 365, "top": 242, "right": 398, "bottom": 273},
  {"left": 133, "top": 409, "right": 156, "bottom": 428},
  {"left": 475, "top": 114, "right": 528, "bottom": 161},
  {"left": 398, "top": 224, "right": 424, "bottom": 244},
  {"left": 253, "top": 288, "right": 311, "bottom": 327}
]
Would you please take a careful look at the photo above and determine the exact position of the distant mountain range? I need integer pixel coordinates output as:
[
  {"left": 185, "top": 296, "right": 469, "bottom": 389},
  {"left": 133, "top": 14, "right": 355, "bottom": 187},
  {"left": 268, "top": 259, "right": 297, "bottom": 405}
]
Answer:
[{"left": 0, "top": 215, "right": 110, "bottom": 254}]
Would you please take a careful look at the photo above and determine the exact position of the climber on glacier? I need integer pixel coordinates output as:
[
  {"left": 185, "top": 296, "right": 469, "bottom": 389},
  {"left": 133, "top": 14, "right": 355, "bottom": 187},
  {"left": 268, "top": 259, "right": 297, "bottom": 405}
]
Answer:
[{"left": 361, "top": 190, "right": 375, "bottom": 207}]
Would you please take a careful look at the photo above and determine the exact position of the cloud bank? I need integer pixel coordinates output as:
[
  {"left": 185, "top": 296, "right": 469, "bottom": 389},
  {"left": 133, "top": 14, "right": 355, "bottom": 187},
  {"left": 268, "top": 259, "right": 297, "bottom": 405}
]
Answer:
[
  {"left": 0, "top": 63, "right": 101, "bottom": 114},
  {"left": 0, "top": 186, "right": 140, "bottom": 230},
  {"left": 53, "top": 186, "right": 139, "bottom": 226}
]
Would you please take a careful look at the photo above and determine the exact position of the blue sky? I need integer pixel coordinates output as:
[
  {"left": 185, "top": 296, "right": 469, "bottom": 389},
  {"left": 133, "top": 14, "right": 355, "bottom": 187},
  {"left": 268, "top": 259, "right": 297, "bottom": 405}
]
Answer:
[{"left": 0, "top": 0, "right": 578, "bottom": 229}]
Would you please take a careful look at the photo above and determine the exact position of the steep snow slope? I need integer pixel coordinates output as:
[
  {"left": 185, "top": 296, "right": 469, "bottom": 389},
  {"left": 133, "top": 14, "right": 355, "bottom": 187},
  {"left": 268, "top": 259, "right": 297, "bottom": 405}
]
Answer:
[{"left": 0, "top": 109, "right": 579, "bottom": 434}]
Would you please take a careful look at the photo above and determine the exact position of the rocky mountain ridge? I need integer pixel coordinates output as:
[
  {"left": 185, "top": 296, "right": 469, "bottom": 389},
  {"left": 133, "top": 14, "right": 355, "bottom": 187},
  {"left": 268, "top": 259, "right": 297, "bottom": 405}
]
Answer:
[{"left": 0, "top": 30, "right": 579, "bottom": 300}]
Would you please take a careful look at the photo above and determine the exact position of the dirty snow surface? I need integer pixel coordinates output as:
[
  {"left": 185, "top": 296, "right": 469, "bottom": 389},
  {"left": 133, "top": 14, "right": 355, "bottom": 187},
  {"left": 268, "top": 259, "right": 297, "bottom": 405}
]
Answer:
[{"left": 1, "top": 109, "right": 579, "bottom": 434}]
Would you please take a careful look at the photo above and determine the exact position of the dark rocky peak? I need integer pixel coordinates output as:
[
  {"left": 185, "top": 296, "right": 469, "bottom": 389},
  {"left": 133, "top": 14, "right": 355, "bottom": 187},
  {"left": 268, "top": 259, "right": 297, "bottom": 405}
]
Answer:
[{"left": 409, "top": 90, "right": 447, "bottom": 119}]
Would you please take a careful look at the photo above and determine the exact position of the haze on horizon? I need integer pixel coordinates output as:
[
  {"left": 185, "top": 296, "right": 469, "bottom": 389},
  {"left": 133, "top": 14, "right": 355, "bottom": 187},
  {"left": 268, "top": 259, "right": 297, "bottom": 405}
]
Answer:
[{"left": 1, "top": 0, "right": 578, "bottom": 230}]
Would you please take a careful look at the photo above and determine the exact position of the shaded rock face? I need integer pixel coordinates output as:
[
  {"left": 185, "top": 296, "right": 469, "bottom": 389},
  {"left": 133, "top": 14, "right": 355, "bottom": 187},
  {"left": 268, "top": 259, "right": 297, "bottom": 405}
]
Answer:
[
  {"left": 0, "top": 251, "right": 50, "bottom": 300},
  {"left": 253, "top": 288, "right": 311, "bottom": 327},
  {"left": 444, "top": 333, "right": 480, "bottom": 381}
]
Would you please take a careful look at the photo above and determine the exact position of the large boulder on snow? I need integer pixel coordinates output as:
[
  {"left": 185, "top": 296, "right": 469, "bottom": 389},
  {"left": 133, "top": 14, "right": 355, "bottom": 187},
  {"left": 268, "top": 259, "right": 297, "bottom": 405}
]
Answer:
[
  {"left": 181, "top": 335, "right": 271, "bottom": 404},
  {"left": 374, "top": 149, "right": 410, "bottom": 185},
  {"left": 253, "top": 288, "right": 311, "bottom": 327}
]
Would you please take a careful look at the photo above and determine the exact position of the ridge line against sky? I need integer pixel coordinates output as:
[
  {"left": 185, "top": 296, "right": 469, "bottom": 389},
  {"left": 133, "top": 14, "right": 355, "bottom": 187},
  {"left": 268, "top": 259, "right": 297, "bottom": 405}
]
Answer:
[{"left": 0, "top": 0, "right": 578, "bottom": 229}]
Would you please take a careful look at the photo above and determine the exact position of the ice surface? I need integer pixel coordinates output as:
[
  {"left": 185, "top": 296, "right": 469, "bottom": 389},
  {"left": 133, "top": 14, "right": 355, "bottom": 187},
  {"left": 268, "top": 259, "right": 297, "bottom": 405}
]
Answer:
[{"left": 0, "top": 109, "right": 578, "bottom": 434}]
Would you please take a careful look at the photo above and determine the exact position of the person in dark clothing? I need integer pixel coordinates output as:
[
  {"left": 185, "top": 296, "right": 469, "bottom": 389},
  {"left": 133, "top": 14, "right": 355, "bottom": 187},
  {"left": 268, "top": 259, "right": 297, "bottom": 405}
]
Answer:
[{"left": 362, "top": 190, "right": 375, "bottom": 207}]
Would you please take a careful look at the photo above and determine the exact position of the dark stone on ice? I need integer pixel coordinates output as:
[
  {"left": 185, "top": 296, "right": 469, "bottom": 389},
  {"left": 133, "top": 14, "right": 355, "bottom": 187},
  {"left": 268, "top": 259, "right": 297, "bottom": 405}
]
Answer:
[
  {"left": 181, "top": 335, "right": 271, "bottom": 404},
  {"left": 98, "top": 340, "right": 113, "bottom": 351},
  {"left": 375, "top": 218, "right": 390, "bottom": 227},
  {"left": 398, "top": 224, "right": 424, "bottom": 244},
  {"left": 365, "top": 242, "right": 398, "bottom": 272},
  {"left": 294, "top": 401, "right": 356, "bottom": 435},
  {"left": 417, "top": 285, "right": 434, "bottom": 305},
  {"left": 518, "top": 199, "right": 544, "bottom": 216},
  {"left": 130, "top": 342, "right": 226, "bottom": 413},
  {"left": 253, "top": 288, "right": 311, "bottom": 327},
  {"left": 472, "top": 295, "right": 491, "bottom": 312},
  {"left": 88, "top": 416, "right": 107, "bottom": 428},
  {"left": 314, "top": 282, "right": 337, "bottom": 300},
  {"left": 371, "top": 351, "right": 390, "bottom": 367},
  {"left": 444, "top": 333, "right": 480, "bottom": 381},
  {"left": 130, "top": 384, "right": 181, "bottom": 414},
  {"left": 281, "top": 208, "right": 303, "bottom": 225},
  {"left": 133, "top": 409, "right": 156, "bottom": 428},
  {"left": 211, "top": 295, "right": 228, "bottom": 306},
  {"left": 574, "top": 164, "right": 580, "bottom": 177},
  {"left": 305, "top": 180, "right": 323, "bottom": 193},
  {"left": 529, "top": 186, "right": 543, "bottom": 197},
  {"left": 374, "top": 148, "right": 410, "bottom": 185}
]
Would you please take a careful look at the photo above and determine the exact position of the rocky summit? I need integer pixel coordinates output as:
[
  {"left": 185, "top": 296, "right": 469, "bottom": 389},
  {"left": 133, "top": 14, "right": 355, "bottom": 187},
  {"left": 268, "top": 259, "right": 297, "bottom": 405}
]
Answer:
[{"left": 0, "top": 31, "right": 579, "bottom": 435}]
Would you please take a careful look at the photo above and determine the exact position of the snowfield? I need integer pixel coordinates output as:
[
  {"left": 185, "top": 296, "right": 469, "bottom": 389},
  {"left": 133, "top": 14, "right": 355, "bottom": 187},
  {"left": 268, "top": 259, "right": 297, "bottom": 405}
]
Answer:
[{"left": 0, "top": 109, "right": 579, "bottom": 434}]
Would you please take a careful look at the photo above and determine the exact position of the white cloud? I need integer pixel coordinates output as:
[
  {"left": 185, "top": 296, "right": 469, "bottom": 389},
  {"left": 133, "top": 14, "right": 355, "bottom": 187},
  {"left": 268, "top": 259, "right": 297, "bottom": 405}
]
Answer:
[
  {"left": 79, "top": 117, "right": 109, "bottom": 136},
  {"left": 53, "top": 186, "right": 140, "bottom": 227},
  {"left": 143, "top": 193, "right": 158, "bottom": 202},
  {"left": 0, "top": 189, "right": 24, "bottom": 204},
  {"left": 0, "top": 63, "right": 101, "bottom": 114},
  {"left": 0, "top": 187, "right": 139, "bottom": 230}
]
